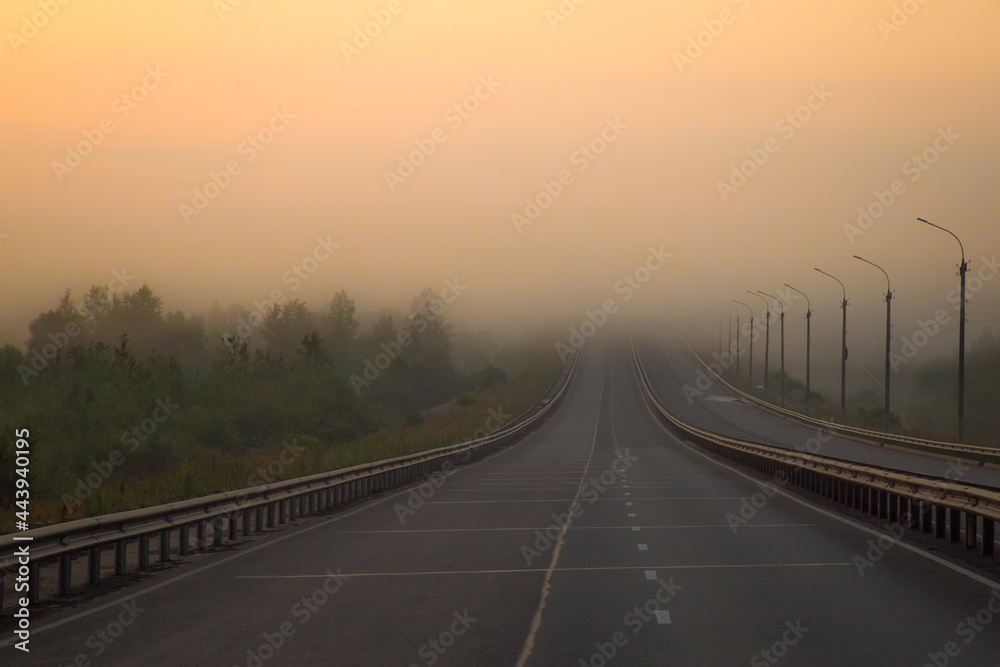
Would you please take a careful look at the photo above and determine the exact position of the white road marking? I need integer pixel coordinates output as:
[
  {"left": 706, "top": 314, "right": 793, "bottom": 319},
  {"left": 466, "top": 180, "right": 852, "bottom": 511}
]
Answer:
[
  {"left": 234, "top": 562, "right": 857, "bottom": 579},
  {"left": 515, "top": 357, "right": 608, "bottom": 667},
  {"left": 634, "top": 350, "right": 1000, "bottom": 595}
]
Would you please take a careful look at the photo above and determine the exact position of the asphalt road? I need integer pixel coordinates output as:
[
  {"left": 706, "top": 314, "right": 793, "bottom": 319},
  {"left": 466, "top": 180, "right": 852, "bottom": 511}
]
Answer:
[
  {"left": 6, "top": 335, "right": 1000, "bottom": 665},
  {"left": 636, "top": 333, "right": 1000, "bottom": 490}
]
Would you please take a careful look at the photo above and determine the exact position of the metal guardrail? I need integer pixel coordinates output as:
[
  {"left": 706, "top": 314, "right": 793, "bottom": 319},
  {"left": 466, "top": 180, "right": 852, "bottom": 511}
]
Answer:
[
  {"left": 680, "top": 335, "right": 1000, "bottom": 461},
  {"left": 629, "top": 334, "right": 1000, "bottom": 558},
  {"left": 0, "top": 350, "right": 579, "bottom": 610}
]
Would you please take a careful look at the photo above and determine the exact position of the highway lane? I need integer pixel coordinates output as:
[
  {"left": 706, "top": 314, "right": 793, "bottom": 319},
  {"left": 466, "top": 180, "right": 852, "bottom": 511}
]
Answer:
[
  {"left": 9, "top": 335, "right": 1000, "bottom": 665},
  {"left": 636, "top": 332, "right": 1000, "bottom": 490}
]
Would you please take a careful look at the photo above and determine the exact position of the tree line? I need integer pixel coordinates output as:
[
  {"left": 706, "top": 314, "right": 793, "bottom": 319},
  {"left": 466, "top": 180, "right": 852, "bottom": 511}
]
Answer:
[{"left": 0, "top": 283, "right": 505, "bottom": 510}]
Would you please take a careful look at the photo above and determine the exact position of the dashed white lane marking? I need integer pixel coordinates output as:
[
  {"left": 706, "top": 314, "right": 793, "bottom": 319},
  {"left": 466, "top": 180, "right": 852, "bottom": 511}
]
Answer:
[
  {"left": 632, "top": 526, "right": 640, "bottom": 532},
  {"left": 638, "top": 544, "right": 648, "bottom": 551},
  {"left": 421, "top": 497, "right": 742, "bottom": 504},
  {"left": 333, "top": 524, "right": 815, "bottom": 534},
  {"left": 235, "top": 563, "right": 856, "bottom": 579},
  {"left": 645, "top": 570, "right": 657, "bottom": 580},
  {"left": 628, "top": 513, "right": 636, "bottom": 518},
  {"left": 656, "top": 610, "right": 671, "bottom": 624},
  {"left": 626, "top": 502, "right": 633, "bottom": 506}
]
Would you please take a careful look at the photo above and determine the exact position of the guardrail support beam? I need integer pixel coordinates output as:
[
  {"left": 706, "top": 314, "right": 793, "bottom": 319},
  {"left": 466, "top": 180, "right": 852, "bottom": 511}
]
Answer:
[
  {"left": 59, "top": 554, "right": 72, "bottom": 596},
  {"left": 115, "top": 540, "right": 127, "bottom": 575},
  {"left": 965, "top": 513, "right": 977, "bottom": 549},
  {"left": 160, "top": 529, "right": 171, "bottom": 562},
  {"left": 29, "top": 562, "right": 40, "bottom": 605},
  {"left": 935, "top": 506, "right": 946, "bottom": 539},
  {"left": 139, "top": 535, "right": 150, "bottom": 570},
  {"left": 89, "top": 546, "right": 101, "bottom": 584},
  {"left": 920, "top": 502, "right": 932, "bottom": 533}
]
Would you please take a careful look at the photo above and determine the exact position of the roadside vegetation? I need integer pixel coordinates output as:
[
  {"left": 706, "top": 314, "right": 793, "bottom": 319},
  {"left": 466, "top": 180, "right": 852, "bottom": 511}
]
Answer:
[
  {"left": 0, "top": 285, "right": 561, "bottom": 532},
  {"left": 727, "top": 329, "right": 1000, "bottom": 446}
]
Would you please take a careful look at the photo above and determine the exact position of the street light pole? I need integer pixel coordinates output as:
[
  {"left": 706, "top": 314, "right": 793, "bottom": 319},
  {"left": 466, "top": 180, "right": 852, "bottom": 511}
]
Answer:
[
  {"left": 854, "top": 256, "right": 894, "bottom": 432},
  {"left": 917, "top": 218, "right": 967, "bottom": 443},
  {"left": 785, "top": 284, "right": 812, "bottom": 413},
  {"left": 734, "top": 300, "right": 753, "bottom": 385},
  {"left": 748, "top": 291, "right": 770, "bottom": 392},
  {"left": 759, "top": 291, "right": 785, "bottom": 406},
  {"left": 815, "top": 268, "right": 848, "bottom": 421},
  {"left": 717, "top": 301, "right": 738, "bottom": 378}
]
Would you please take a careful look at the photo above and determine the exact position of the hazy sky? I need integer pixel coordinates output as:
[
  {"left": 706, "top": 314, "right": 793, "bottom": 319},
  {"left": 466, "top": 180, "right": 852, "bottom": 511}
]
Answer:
[{"left": 2, "top": 0, "right": 999, "bottom": 382}]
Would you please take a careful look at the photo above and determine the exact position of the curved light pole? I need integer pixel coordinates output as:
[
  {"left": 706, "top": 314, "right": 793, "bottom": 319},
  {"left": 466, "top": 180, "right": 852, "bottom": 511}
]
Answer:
[
  {"left": 717, "top": 301, "right": 738, "bottom": 378},
  {"left": 917, "top": 217, "right": 967, "bottom": 443},
  {"left": 759, "top": 290, "right": 785, "bottom": 406},
  {"left": 815, "top": 268, "right": 848, "bottom": 421},
  {"left": 747, "top": 291, "right": 770, "bottom": 392},
  {"left": 734, "top": 299, "right": 753, "bottom": 384},
  {"left": 784, "top": 284, "right": 812, "bottom": 413},
  {"left": 854, "top": 255, "right": 894, "bottom": 432}
]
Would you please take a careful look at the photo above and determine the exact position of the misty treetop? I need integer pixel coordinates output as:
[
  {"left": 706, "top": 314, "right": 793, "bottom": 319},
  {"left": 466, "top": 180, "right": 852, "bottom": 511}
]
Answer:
[{"left": 0, "top": 283, "right": 503, "bottom": 510}]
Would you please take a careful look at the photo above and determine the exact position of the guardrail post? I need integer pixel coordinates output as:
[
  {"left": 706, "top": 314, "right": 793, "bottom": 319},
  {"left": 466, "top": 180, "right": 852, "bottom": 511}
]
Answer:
[
  {"left": 267, "top": 502, "right": 276, "bottom": 528},
  {"left": 160, "top": 529, "right": 171, "bottom": 562},
  {"left": 179, "top": 525, "right": 189, "bottom": 556},
  {"left": 115, "top": 540, "right": 127, "bottom": 575},
  {"left": 139, "top": 535, "right": 150, "bottom": 570},
  {"left": 28, "top": 562, "right": 40, "bottom": 605},
  {"left": 934, "top": 506, "right": 946, "bottom": 539},
  {"left": 888, "top": 493, "right": 899, "bottom": 523},
  {"left": 256, "top": 505, "right": 265, "bottom": 532},
  {"left": 197, "top": 520, "right": 207, "bottom": 551},
  {"left": 289, "top": 497, "right": 298, "bottom": 521},
  {"left": 59, "top": 554, "right": 72, "bottom": 596},
  {"left": 920, "top": 502, "right": 932, "bottom": 533},
  {"left": 965, "top": 513, "right": 977, "bottom": 549},
  {"left": 213, "top": 516, "right": 223, "bottom": 546},
  {"left": 89, "top": 546, "right": 101, "bottom": 584},
  {"left": 983, "top": 520, "right": 996, "bottom": 556},
  {"left": 233, "top": 512, "right": 242, "bottom": 540},
  {"left": 278, "top": 500, "right": 286, "bottom": 524},
  {"left": 949, "top": 509, "right": 961, "bottom": 542}
]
